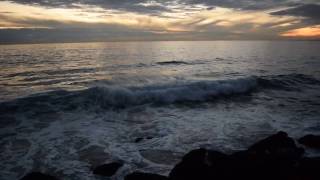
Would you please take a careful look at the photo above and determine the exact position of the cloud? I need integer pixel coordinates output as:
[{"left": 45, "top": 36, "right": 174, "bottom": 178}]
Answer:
[
  {"left": 8, "top": 0, "right": 318, "bottom": 14},
  {"left": 271, "top": 4, "right": 320, "bottom": 23},
  {"left": 6, "top": 0, "right": 174, "bottom": 15},
  {"left": 184, "top": 0, "right": 295, "bottom": 10},
  {"left": 280, "top": 25, "right": 320, "bottom": 37},
  {"left": 1, "top": 0, "right": 320, "bottom": 42},
  {"left": 6, "top": 0, "right": 320, "bottom": 21}
]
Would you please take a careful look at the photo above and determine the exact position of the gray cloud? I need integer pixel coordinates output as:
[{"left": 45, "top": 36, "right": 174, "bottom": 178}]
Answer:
[
  {"left": 8, "top": 0, "right": 319, "bottom": 13},
  {"left": 8, "top": 0, "right": 174, "bottom": 14},
  {"left": 271, "top": 4, "right": 320, "bottom": 23},
  {"left": 183, "top": 0, "right": 294, "bottom": 10}
]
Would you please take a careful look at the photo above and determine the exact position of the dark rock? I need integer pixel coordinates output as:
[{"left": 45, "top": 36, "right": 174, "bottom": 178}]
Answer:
[
  {"left": 238, "top": 131, "right": 305, "bottom": 179},
  {"left": 20, "top": 172, "right": 58, "bottom": 180},
  {"left": 299, "top": 135, "right": 320, "bottom": 148},
  {"left": 93, "top": 162, "right": 123, "bottom": 177},
  {"left": 169, "top": 132, "right": 308, "bottom": 180},
  {"left": 248, "top": 131, "right": 304, "bottom": 159},
  {"left": 229, "top": 150, "right": 299, "bottom": 180},
  {"left": 296, "top": 157, "right": 320, "bottom": 180},
  {"left": 235, "top": 132, "right": 305, "bottom": 179},
  {"left": 169, "top": 149, "right": 227, "bottom": 180},
  {"left": 125, "top": 172, "right": 168, "bottom": 180}
]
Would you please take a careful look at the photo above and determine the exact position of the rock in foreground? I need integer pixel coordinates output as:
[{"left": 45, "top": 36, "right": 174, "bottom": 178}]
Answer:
[
  {"left": 125, "top": 172, "right": 168, "bottom": 180},
  {"left": 299, "top": 134, "right": 320, "bottom": 148},
  {"left": 93, "top": 162, "right": 123, "bottom": 177},
  {"left": 169, "top": 132, "right": 319, "bottom": 180},
  {"left": 20, "top": 172, "right": 58, "bottom": 180},
  {"left": 248, "top": 131, "right": 304, "bottom": 158}
]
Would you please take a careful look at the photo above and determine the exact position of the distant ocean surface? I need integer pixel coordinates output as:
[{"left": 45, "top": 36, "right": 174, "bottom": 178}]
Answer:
[{"left": 1, "top": 41, "right": 320, "bottom": 180}]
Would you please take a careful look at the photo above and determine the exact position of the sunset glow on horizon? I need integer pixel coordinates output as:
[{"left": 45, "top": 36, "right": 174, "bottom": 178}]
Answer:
[{"left": 281, "top": 25, "right": 320, "bottom": 38}]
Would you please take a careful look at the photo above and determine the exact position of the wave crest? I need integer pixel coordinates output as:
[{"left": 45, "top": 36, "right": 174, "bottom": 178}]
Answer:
[
  {"left": 76, "top": 77, "right": 257, "bottom": 108},
  {"left": 1, "top": 74, "right": 319, "bottom": 110}
]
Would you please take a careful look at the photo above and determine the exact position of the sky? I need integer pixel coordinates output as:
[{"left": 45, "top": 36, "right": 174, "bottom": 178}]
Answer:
[{"left": 0, "top": 0, "right": 320, "bottom": 43}]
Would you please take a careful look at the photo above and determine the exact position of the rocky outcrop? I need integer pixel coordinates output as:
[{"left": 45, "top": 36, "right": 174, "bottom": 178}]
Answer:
[
  {"left": 169, "top": 132, "right": 318, "bottom": 180},
  {"left": 299, "top": 134, "right": 320, "bottom": 148},
  {"left": 20, "top": 172, "right": 58, "bottom": 180},
  {"left": 124, "top": 172, "right": 168, "bottom": 180},
  {"left": 93, "top": 162, "right": 123, "bottom": 177}
]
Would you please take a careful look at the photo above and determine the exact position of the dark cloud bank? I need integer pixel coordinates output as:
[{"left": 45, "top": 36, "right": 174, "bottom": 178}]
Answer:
[
  {"left": 9, "top": 0, "right": 319, "bottom": 11},
  {"left": 271, "top": 4, "right": 320, "bottom": 23}
]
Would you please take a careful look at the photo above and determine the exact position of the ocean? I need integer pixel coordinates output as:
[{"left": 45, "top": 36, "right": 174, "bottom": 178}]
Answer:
[{"left": 1, "top": 41, "right": 320, "bottom": 179}]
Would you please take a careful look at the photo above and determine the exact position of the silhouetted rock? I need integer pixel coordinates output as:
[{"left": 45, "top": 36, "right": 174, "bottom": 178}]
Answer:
[
  {"left": 20, "top": 172, "right": 58, "bottom": 180},
  {"left": 241, "top": 131, "right": 304, "bottom": 179},
  {"left": 169, "top": 149, "right": 208, "bottom": 180},
  {"left": 125, "top": 130, "right": 320, "bottom": 180},
  {"left": 248, "top": 131, "right": 304, "bottom": 159},
  {"left": 125, "top": 172, "right": 168, "bottom": 180},
  {"left": 296, "top": 157, "right": 320, "bottom": 180},
  {"left": 169, "top": 132, "right": 309, "bottom": 180},
  {"left": 299, "top": 135, "right": 320, "bottom": 148},
  {"left": 93, "top": 162, "right": 123, "bottom": 177},
  {"left": 169, "top": 149, "right": 229, "bottom": 180}
]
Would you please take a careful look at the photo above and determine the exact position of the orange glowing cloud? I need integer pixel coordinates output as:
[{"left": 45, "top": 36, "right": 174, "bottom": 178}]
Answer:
[{"left": 281, "top": 25, "right": 320, "bottom": 38}]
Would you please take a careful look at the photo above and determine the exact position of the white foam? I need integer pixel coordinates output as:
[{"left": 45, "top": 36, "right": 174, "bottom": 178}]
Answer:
[{"left": 77, "top": 77, "right": 258, "bottom": 108}]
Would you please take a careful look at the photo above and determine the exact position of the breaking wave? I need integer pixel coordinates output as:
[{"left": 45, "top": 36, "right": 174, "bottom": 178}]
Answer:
[
  {"left": 74, "top": 76, "right": 257, "bottom": 108},
  {"left": 0, "top": 74, "right": 319, "bottom": 110}
]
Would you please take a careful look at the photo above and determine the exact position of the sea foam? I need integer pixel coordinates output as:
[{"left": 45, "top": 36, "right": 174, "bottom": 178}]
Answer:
[
  {"left": 1, "top": 74, "right": 319, "bottom": 110},
  {"left": 68, "top": 77, "right": 257, "bottom": 108}
]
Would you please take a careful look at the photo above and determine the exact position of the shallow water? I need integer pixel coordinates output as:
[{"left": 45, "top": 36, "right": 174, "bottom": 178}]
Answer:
[{"left": 1, "top": 41, "right": 320, "bottom": 179}]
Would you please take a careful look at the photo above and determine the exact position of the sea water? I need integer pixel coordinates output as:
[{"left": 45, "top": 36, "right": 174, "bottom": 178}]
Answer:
[{"left": 1, "top": 41, "right": 320, "bottom": 179}]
